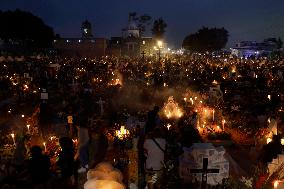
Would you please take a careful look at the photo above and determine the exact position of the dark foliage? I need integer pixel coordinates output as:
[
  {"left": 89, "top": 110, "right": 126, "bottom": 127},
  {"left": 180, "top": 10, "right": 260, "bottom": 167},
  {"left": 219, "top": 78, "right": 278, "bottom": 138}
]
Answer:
[
  {"left": 182, "top": 27, "right": 229, "bottom": 52},
  {"left": 207, "top": 132, "right": 231, "bottom": 140},
  {"left": 152, "top": 18, "right": 167, "bottom": 39},
  {"left": 128, "top": 12, "right": 152, "bottom": 36},
  {"left": 260, "top": 135, "right": 283, "bottom": 163},
  {"left": 0, "top": 9, "right": 54, "bottom": 48}
]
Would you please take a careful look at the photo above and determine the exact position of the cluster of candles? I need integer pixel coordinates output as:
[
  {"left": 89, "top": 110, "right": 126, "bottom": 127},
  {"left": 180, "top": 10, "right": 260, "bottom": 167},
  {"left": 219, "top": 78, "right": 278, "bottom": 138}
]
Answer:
[{"left": 115, "top": 126, "right": 130, "bottom": 140}]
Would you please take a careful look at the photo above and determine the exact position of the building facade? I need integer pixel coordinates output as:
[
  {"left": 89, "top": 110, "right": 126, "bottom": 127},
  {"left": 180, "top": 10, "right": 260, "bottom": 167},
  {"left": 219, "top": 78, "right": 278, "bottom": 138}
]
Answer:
[
  {"left": 53, "top": 20, "right": 107, "bottom": 57},
  {"left": 231, "top": 38, "right": 279, "bottom": 58}
]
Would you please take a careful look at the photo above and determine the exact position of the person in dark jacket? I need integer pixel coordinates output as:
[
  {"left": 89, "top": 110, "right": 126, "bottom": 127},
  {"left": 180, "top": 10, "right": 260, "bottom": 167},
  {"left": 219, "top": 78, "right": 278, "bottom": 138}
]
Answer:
[
  {"left": 57, "top": 137, "right": 75, "bottom": 179},
  {"left": 28, "top": 145, "right": 51, "bottom": 186},
  {"left": 145, "top": 106, "right": 160, "bottom": 135}
]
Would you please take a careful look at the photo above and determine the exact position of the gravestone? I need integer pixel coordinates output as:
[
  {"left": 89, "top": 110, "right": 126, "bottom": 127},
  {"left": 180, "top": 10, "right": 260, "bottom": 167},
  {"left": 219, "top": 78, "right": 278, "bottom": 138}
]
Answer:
[
  {"left": 209, "top": 85, "right": 223, "bottom": 104},
  {"left": 268, "top": 154, "right": 284, "bottom": 189},
  {"left": 179, "top": 143, "right": 229, "bottom": 187}
]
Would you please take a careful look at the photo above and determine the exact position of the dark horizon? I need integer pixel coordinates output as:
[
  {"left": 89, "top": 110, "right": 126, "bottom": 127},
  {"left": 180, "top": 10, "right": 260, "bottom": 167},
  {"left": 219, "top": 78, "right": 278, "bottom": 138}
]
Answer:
[{"left": 1, "top": 0, "right": 284, "bottom": 48}]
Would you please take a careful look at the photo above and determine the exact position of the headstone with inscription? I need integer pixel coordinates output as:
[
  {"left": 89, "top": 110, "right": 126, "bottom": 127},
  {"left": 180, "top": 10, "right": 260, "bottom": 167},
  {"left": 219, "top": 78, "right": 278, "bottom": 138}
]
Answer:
[{"left": 179, "top": 143, "right": 229, "bottom": 186}]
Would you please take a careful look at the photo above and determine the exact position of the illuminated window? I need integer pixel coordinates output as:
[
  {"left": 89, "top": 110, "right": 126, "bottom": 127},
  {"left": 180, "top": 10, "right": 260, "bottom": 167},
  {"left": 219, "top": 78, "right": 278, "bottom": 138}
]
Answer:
[
  {"left": 143, "top": 40, "right": 145, "bottom": 45},
  {"left": 84, "top": 28, "right": 88, "bottom": 34}
]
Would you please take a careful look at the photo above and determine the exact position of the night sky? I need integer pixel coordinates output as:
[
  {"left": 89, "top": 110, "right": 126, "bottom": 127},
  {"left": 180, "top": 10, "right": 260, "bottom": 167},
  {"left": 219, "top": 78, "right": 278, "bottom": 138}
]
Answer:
[{"left": 1, "top": 0, "right": 284, "bottom": 48}]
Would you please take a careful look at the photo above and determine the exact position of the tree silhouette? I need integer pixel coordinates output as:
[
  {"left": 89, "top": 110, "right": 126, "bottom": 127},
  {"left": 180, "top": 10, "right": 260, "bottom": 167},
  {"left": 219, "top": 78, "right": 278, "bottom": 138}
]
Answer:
[
  {"left": 182, "top": 27, "right": 229, "bottom": 52},
  {"left": 0, "top": 9, "right": 54, "bottom": 48},
  {"left": 129, "top": 12, "right": 152, "bottom": 37},
  {"left": 152, "top": 18, "right": 167, "bottom": 39},
  {"left": 277, "top": 37, "right": 283, "bottom": 49}
]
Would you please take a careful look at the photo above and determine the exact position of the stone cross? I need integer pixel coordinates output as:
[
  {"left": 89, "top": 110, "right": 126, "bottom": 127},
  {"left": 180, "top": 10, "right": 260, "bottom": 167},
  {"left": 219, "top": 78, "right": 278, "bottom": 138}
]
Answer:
[
  {"left": 96, "top": 97, "right": 105, "bottom": 115},
  {"left": 190, "top": 158, "right": 219, "bottom": 189}
]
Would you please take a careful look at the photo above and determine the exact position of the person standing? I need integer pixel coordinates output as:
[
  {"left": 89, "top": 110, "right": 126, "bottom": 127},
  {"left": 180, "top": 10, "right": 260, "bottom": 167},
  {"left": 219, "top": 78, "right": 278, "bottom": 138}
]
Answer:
[
  {"left": 88, "top": 127, "right": 108, "bottom": 169},
  {"left": 28, "top": 146, "right": 51, "bottom": 188},
  {"left": 77, "top": 125, "right": 90, "bottom": 173},
  {"left": 145, "top": 106, "right": 161, "bottom": 135},
  {"left": 57, "top": 137, "right": 75, "bottom": 178}
]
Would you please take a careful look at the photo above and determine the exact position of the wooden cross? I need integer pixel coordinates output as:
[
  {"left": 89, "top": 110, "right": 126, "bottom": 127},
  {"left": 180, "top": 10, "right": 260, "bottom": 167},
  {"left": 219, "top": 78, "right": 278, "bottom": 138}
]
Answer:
[{"left": 190, "top": 158, "right": 219, "bottom": 189}]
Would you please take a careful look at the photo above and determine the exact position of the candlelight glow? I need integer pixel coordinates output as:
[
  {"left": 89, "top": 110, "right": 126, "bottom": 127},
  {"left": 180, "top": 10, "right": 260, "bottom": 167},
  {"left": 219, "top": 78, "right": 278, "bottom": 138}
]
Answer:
[
  {"left": 274, "top": 180, "right": 280, "bottom": 188},
  {"left": 162, "top": 96, "right": 183, "bottom": 119},
  {"left": 166, "top": 123, "right": 172, "bottom": 130},
  {"left": 267, "top": 137, "right": 272, "bottom": 144},
  {"left": 43, "top": 142, "right": 47, "bottom": 152},
  {"left": 115, "top": 126, "right": 130, "bottom": 139}
]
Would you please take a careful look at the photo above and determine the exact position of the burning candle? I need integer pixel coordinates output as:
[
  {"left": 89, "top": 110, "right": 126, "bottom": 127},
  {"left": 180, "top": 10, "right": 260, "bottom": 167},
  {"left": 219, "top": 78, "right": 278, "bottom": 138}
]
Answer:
[
  {"left": 43, "top": 142, "right": 47, "bottom": 152},
  {"left": 222, "top": 120, "right": 226, "bottom": 131},
  {"left": 26, "top": 124, "right": 30, "bottom": 133},
  {"left": 216, "top": 125, "right": 220, "bottom": 131},
  {"left": 274, "top": 180, "right": 280, "bottom": 188},
  {"left": 11, "top": 133, "right": 16, "bottom": 146},
  {"left": 212, "top": 109, "right": 215, "bottom": 122},
  {"left": 268, "top": 95, "right": 271, "bottom": 101},
  {"left": 190, "top": 98, "right": 194, "bottom": 105}
]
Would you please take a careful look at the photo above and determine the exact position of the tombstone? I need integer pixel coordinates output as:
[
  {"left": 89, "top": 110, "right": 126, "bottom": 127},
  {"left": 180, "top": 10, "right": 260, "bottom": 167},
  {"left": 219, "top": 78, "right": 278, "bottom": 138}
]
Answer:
[
  {"left": 268, "top": 117, "right": 278, "bottom": 135},
  {"left": 44, "top": 71, "right": 48, "bottom": 78},
  {"left": 268, "top": 154, "right": 284, "bottom": 189},
  {"left": 190, "top": 158, "right": 219, "bottom": 189},
  {"left": 209, "top": 85, "right": 223, "bottom": 104},
  {"left": 179, "top": 143, "right": 229, "bottom": 187},
  {"left": 41, "top": 89, "right": 48, "bottom": 100},
  {"left": 96, "top": 98, "right": 105, "bottom": 116},
  {"left": 24, "top": 73, "right": 29, "bottom": 78}
]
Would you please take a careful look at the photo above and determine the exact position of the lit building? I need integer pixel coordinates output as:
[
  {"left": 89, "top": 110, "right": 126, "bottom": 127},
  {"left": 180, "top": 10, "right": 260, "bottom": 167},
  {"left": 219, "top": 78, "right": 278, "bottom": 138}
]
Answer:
[
  {"left": 231, "top": 38, "right": 278, "bottom": 58},
  {"left": 108, "top": 14, "right": 155, "bottom": 58},
  {"left": 53, "top": 20, "right": 107, "bottom": 57}
]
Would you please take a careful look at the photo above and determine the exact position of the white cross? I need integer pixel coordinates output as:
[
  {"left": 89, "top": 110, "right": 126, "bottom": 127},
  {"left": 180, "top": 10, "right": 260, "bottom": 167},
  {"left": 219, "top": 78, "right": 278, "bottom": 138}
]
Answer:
[{"left": 96, "top": 97, "right": 105, "bottom": 115}]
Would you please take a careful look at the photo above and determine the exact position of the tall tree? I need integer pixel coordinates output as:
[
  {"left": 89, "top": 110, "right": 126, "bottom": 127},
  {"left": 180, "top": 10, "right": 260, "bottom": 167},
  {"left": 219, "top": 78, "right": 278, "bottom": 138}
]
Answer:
[
  {"left": 151, "top": 18, "right": 167, "bottom": 39},
  {"left": 129, "top": 12, "right": 152, "bottom": 37},
  {"left": 137, "top": 14, "right": 152, "bottom": 36},
  {"left": 182, "top": 27, "right": 229, "bottom": 52},
  {"left": 277, "top": 37, "right": 283, "bottom": 49},
  {"left": 0, "top": 9, "right": 54, "bottom": 48}
]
